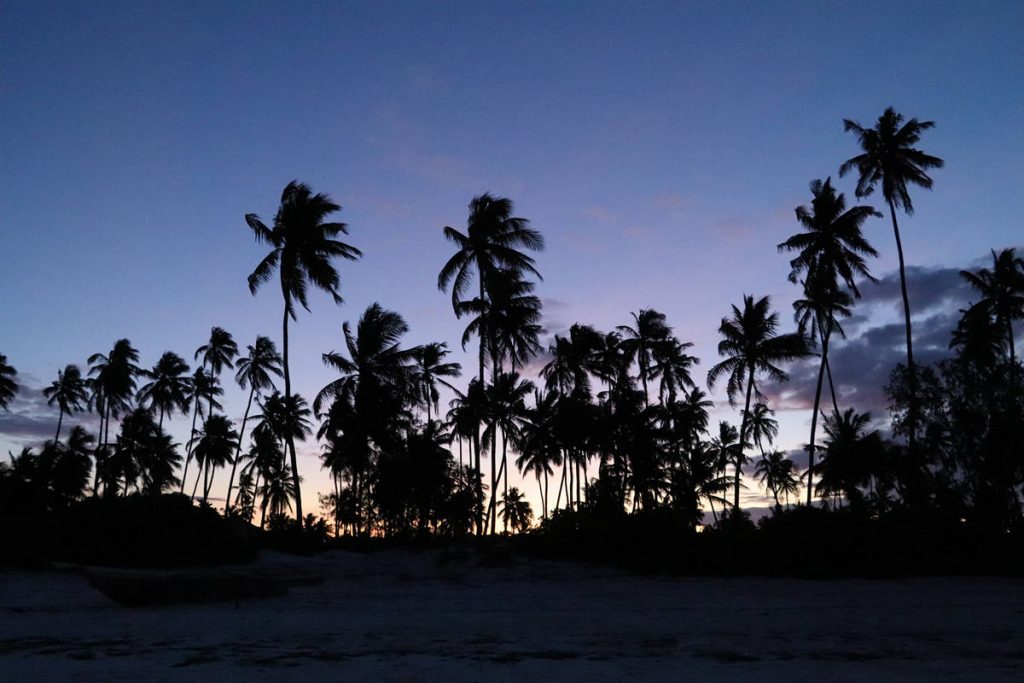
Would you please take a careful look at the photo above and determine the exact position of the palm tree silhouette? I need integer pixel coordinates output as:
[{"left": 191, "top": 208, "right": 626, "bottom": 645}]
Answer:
[
  {"left": 0, "top": 354, "right": 17, "bottom": 411},
  {"left": 438, "top": 194, "right": 543, "bottom": 532},
  {"left": 180, "top": 368, "right": 222, "bottom": 494},
  {"left": 44, "top": 364, "right": 89, "bottom": 442},
  {"left": 754, "top": 450, "right": 799, "bottom": 510},
  {"left": 483, "top": 371, "right": 534, "bottom": 531},
  {"left": 708, "top": 296, "right": 810, "bottom": 510},
  {"left": 413, "top": 342, "right": 461, "bottom": 422},
  {"left": 225, "top": 336, "right": 282, "bottom": 510},
  {"left": 191, "top": 414, "right": 239, "bottom": 505},
  {"left": 617, "top": 309, "right": 672, "bottom": 405},
  {"left": 960, "top": 248, "right": 1024, "bottom": 389},
  {"left": 247, "top": 180, "right": 361, "bottom": 524},
  {"left": 840, "top": 108, "right": 944, "bottom": 452},
  {"left": 792, "top": 275, "right": 853, "bottom": 503},
  {"left": 499, "top": 487, "right": 533, "bottom": 534},
  {"left": 137, "top": 352, "right": 191, "bottom": 429},
  {"left": 516, "top": 391, "right": 560, "bottom": 520},
  {"left": 87, "top": 339, "right": 141, "bottom": 494}
]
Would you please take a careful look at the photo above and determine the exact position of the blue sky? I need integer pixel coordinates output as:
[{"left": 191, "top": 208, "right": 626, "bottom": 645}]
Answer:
[{"left": 2, "top": 1, "right": 1022, "bottom": 513}]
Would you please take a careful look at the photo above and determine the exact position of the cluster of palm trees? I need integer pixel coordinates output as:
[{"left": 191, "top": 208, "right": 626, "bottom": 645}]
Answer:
[{"left": 5, "top": 106, "right": 1024, "bottom": 537}]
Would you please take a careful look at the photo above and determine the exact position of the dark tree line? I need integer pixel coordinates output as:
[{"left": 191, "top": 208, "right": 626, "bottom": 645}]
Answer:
[{"left": 4, "top": 107, "right": 1023, "bottom": 544}]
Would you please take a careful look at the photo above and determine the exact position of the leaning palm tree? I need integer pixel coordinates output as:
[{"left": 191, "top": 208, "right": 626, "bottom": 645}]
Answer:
[
  {"left": 707, "top": 295, "right": 810, "bottom": 510},
  {"left": 0, "top": 354, "right": 17, "bottom": 410},
  {"left": 136, "top": 352, "right": 191, "bottom": 429},
  {"left": 225, "top": 336, "right": 283, "bottom": 509},
  {"left": 246, "top": 180, "right": 362, "bottom": 524},
  {"left": 960, "top": 248, "right": 1024, "bottom": 388},
  {"left": 44, "top": 365, "right": 89, "bottom": 442},
  {"left": 840, "top": 107, "right": 944, "bottom": 451}
]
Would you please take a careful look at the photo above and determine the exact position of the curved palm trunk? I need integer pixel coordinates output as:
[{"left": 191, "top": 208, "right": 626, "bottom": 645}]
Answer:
[
  {"left": 806, "top": 319, "right": 832, "bottom": 506},
  {"left": 225, "top": 385, "right": 256, "bottom": 510},
  {"left": 888, "top": 199, "right": 916, "bottom": 456},
  {"left": 281, "top": 301, "right": 304, "bottom": 527},
  {"left": 54, "top": 407, "right": 64, "bottom": 444},
  {"left": 736, "top": 366, "right": 755, "bottom": 511}
]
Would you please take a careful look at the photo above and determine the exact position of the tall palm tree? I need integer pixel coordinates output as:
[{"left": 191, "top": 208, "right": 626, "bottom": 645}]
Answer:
[
  {"left": 136, "top": 352, "right": 191, "bottom": 429},
  {"left": 960, "top": 248, "right": 1024, "bottom": 386},
  {"left": 438, "top": 194, "right": 544, "bottom": 529},
  {"left": 247, "top": 180, "right": 361, "bottom": 524},
  {"left": 708, "top": 295, "right": 810, "bottom": 510},
  {"left": 44, "top": 365, "right": 89, "bottom": 442},
  {"left": 840, "top": 107, "right": 944, "bottom": 452},
  {"left": 413, "top": 342, "right": 461, "bottom": 422},
  {"left": 0, "top": 354, "right": 17, "bottom": 410},
  {"left": 792, "top": 275, "right": 853, "bottom": 503},
  {"left": 743, "top": 402, "right": 778, "bottom": 457},
  {"left": 483, "top": 371, "right": 534, "bottom": 532},
  {"left": 225, "top": 336, "right": 283, "bottom": 510},
  {"left": 87, "top": 339, "right": 141, "bottom": 493},
  {"left": 516, "top": 394, "right": 559, "bottom": 520}
]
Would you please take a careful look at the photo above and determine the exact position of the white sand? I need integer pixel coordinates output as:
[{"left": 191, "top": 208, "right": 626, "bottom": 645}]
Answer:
[{"left": 2, "top": 549, "right": 1022, "bottom": 681}]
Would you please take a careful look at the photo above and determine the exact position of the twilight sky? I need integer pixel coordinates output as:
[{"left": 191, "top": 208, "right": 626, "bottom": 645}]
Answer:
[{"left": 1, "top": 1, "right": 1022, "bottom": 514}]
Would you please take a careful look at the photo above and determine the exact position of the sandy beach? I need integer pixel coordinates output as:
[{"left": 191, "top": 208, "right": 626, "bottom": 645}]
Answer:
[{"left": 2, "top": 549, "right": 1022, "bottom": 681}]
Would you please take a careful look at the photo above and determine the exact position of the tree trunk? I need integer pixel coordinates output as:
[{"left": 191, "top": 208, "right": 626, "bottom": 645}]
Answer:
[
  {"left": 888, "top": 198, "right": 916, "bottom": 456},
  {"left": 54, "top": 408, "right": 64, "bottom": 444},
  {"left": 501, "top": 434, "right": 509, "bottom": 533},
  {"left": 225, "top": 384, "right": 256, "bottom": 511},
  {"left": 281, "top": 299, "right": 304, "bottom": 527},
  {"left": 181, "top": 392, "right": 202, "bottom": 492},
  {"left": 736, "top": 366, "right": 755, "bottom": 511},
  {"left": 806, "top": 321, "right": 831, "bottom": 506}
]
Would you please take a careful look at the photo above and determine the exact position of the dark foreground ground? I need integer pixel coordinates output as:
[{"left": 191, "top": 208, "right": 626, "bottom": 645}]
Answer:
[{"left": 2, "top": 549, "right": 1023, "bottom": 681}]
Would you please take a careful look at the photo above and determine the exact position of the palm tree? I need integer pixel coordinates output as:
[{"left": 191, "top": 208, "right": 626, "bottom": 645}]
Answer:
[
  {"left": 516, "top": 396, "right": 559, "bottom": 520},
  {"left": 754, "top": 450, "right": 799, "bottom": 510},
  {"left": 499, "top": 487, "right": 533, "bottom": 534},
  {"left": 87, "top": 339, "right": 141, "bottom": 492},
  {"left": 43, "top": 365, "right": 89, "bottom": 442},
  {"left": 225, "top": 336, "right": 283, "bottom": 509},
  {"left": 707, "top": 295, "right": 810, "bottom": 510},
  {"left": 136, "top": 352, "right": 191, "bottom": 429},
  {"left": 617, "top": 309, "right": 672, "bottom": 405},
  {"left": 246, "top": 180, "right": 362, "bottom": 524},
  {"left": 960, "top": 248, "right": 1024, "bottom": 387},
  {"left": 743, "top": 402, "right": 778, "bottom": 457},
  {"left": 180, "top": 368, "right": 222, "bottom": 493},
  {"left": 438, "top": 194, "right": 544, "bottom": 529},
  {"left": 483, "top": 371, "right": 534, "bottom": 532},
  {"left": 413, "top": 342, "right": 461, "bottom": 422},
  {"left": 0, "top": 354, "right": 16, "bottom": 410},
  {"left": 840, "top": 107, "right": 944, "bottom": 452},
  {"left": 195, "top": 327, "right": 238, "bottom": 382},
  {"left": 51, "top": 425, "right": 95, "bottom": 504},
  {"left": 542, "top": 324, "right": 604, "bottom": 399},
  {"left": 792, "top": 275, "right": 853, "bottom": 503},
  {"left": 191, "top": 414, "right": 239, "bottom": 505}
]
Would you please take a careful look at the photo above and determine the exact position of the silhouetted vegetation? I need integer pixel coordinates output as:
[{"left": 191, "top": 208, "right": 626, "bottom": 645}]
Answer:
[{"left": 2, "top": 109, "right": 1022, "bottom": 576}]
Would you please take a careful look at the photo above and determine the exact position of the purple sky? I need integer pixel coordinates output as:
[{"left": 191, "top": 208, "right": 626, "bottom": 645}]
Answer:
[{"left": 2, "top": 1, "right": 1022, "bottom": 514}]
